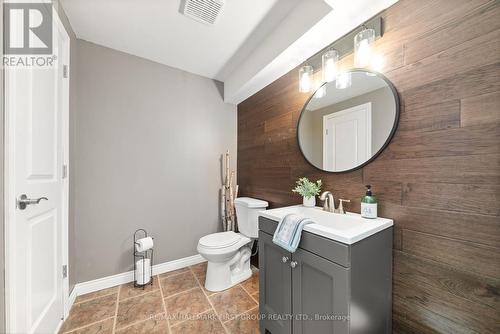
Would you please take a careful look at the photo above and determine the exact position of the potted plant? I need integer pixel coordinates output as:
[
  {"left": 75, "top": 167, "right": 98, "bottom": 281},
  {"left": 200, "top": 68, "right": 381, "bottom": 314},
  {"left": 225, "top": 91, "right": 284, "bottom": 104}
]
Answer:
[{"left": 292, "top": 177, "right": 322, "bottom": 207}]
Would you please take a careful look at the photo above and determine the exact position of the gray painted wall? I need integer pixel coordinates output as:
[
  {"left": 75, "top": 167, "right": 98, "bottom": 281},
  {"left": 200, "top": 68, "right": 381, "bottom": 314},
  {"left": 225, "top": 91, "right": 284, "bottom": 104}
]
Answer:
[
  {"left": 300, "top": 87, "right": 395, "bottom": 167},
  {"left": 74, "top": 40, "right": 237, "bottom": 283}
]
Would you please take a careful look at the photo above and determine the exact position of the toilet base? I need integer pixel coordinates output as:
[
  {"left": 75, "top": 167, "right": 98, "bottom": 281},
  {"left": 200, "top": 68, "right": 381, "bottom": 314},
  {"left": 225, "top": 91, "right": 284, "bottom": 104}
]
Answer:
[{"left": 204, "top": 246, "right": 252, "bottom": 292}]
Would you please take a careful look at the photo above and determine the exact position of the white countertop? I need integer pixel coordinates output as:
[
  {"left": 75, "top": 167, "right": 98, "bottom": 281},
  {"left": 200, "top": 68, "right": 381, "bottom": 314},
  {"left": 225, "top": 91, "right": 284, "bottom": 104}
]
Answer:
[{"left": 259, "top": 205, "right": 393, "bottom": 245}]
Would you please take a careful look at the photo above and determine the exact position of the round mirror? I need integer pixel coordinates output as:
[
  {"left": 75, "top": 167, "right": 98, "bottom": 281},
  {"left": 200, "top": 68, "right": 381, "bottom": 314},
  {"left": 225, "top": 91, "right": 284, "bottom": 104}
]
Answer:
[{"left": 297, "top": 69, "right": 400, "bottom": 173}]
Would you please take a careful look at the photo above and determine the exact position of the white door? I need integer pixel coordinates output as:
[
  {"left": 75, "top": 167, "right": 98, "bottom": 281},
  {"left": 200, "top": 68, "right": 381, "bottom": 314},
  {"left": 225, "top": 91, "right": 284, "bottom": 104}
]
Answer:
[
  {"left": 323, "top": 103, "right": 372, "bottom": 171},
  {"left": 5, "top": 8, "right": 70, "bottom": 334}
]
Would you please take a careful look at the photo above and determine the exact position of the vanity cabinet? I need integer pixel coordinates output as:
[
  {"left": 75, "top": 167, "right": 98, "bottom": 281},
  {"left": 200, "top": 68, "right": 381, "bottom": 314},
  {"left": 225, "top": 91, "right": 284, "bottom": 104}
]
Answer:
[
  {"left": 259, "top": 232, "right": 292, "bottom": 334},
  {"left": 258, "top": 216, "right": 392, "bottom": 334}
]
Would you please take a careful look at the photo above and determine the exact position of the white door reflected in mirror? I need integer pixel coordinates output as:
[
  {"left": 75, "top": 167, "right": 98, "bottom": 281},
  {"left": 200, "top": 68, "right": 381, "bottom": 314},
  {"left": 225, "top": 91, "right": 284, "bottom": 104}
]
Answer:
[{"left": 323, "top": 103, "right": 372, "bottom": 171}]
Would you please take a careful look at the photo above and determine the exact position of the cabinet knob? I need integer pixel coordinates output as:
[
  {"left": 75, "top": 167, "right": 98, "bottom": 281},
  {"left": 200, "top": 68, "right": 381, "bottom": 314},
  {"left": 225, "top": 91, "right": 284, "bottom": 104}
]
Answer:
[
  {"left": 290, "top": 261, "right": 298, "bottom": 268},
  {"left": 282, "top": 256, "right": 289, "bottom": 263}
]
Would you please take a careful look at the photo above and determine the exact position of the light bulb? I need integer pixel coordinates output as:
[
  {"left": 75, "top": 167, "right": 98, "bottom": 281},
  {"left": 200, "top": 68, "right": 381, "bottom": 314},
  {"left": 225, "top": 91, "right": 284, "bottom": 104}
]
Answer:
[
  {"left": 299, "top": 65, "right": 313, "bottom": 93},
  {"left": 322, "top": 49, "right": 338, "bottom": 82},
  {"left": 336, "top": 71, "right": 352, "bottom": 89},
  {"left": 354, "top": 28, "right": 375, "bottom": 68},
  {"left": 371, "top": 54, "right": 385, "bottom": 72}
]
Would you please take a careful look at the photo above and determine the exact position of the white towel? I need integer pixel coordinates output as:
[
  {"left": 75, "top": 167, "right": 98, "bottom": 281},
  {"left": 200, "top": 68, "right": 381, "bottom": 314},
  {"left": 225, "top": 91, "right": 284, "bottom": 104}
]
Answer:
[{"left": 272, "top": 213, "right": 312, "bottom": 252}]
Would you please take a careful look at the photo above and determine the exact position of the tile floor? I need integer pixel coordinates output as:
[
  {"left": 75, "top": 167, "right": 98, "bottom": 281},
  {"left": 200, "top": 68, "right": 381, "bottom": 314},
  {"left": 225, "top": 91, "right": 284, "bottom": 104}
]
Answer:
[{"left": 60, "top": 263, "right": 260, "bottom": 334}]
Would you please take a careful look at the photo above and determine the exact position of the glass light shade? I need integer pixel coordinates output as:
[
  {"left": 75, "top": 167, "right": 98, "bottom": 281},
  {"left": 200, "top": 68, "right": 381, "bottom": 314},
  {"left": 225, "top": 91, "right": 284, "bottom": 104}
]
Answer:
[
  {"left": 314, "top": 84, "right": 326, "bottom": 98},
  {"left": 336, "top": 71, "right": 352, "bottom": 89},
  {"left": 322, "top": 49, "right": 339, "bottom": 82},
  {"left": 354, "top": 28, "right": 375, "bottom": 68},
  {"left": 299, "top": 65, "right": 314, "bottom": 93}
]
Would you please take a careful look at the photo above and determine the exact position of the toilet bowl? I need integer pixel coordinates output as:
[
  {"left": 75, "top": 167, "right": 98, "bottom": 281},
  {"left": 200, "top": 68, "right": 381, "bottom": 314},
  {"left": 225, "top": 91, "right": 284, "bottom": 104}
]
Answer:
[{"left": 197, "top": 197, "right": 268, "bottom": 292}]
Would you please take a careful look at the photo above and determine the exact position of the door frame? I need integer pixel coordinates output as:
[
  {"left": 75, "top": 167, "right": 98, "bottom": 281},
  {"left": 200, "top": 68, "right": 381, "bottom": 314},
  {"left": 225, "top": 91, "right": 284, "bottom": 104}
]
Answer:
[
  {"left": 322, "top": 102, "right": 372, "bottom": 171},
  {"left": 3, "top": 6, "right": 71, "bottom": 332}
]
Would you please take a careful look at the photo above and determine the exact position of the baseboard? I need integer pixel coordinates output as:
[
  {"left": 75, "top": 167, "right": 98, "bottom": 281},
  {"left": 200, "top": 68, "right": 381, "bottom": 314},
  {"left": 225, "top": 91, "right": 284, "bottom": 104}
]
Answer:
[
  {"left": 73, "top": 254, "right": 205, "bottom": 297},
  {"left": 65, "top": 287, "right": 77, "bottom": 317},
  {"left": 152, "top": 254, "right": 206, "bottom": 276}
]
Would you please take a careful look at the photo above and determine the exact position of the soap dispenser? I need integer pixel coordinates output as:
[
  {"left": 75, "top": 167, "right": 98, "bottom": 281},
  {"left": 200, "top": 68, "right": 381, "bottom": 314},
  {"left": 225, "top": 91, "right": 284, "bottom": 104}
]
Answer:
[{"left": 361, "top": 185, "right": 377, "bottom": 219}]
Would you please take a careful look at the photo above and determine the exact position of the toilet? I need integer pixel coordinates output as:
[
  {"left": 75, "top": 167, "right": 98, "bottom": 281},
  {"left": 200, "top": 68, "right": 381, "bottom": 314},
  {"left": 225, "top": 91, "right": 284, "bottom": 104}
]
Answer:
[{"left": 197, "top": 197, "right": 268, "bottom": 292}]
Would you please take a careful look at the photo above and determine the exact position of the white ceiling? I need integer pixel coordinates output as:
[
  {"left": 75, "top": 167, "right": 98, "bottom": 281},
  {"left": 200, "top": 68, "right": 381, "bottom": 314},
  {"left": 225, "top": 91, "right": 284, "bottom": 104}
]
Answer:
[
  {"left": 61, "top": 0, "right": 399, "bottom": 104},
  {"left": 61, "top": 0, "right": 288, "bottom": 78}
]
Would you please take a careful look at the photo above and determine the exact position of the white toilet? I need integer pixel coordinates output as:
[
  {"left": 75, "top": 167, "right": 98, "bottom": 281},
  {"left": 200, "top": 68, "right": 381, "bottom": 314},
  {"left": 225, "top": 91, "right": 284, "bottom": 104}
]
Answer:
[{"left": 197, "top": 197, "right": 268, "bottom": 292}]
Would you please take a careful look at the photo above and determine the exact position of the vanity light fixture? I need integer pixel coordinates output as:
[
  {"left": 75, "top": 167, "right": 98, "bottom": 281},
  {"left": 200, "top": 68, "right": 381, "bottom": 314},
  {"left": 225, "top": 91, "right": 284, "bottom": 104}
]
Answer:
[
  {"left": 322, "top": 49, "right": 339, "bottom": 82},
  {"left": 297, "top": 17, "right": 383, "bottom": 93},
  {"left": 299, "top": 65, "right": 314, "bottom": 93},
  {"left": 313, "top": 71, "right": 326, "bottom": 98},
  {"left": 336, "top": 71, "right": 352, "bottom": 89},
  {"left": 354, "top": 25, "right": 375, "bottom": 68}
]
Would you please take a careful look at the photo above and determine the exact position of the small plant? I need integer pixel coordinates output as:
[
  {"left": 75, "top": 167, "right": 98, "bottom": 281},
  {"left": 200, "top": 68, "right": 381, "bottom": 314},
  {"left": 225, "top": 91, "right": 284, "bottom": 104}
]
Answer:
[{"left": 292, "top": 177, "right": 322, "bottom": 199}]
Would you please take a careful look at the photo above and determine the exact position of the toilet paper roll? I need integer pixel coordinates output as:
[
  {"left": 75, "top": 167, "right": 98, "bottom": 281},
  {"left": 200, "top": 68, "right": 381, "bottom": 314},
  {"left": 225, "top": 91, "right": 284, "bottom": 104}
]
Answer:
[
  {"left": 135, "top": 258, "right": 151, "bottom": 285},
  {"left": 135, "top": 237, "right": 154, "bottom": 252}
]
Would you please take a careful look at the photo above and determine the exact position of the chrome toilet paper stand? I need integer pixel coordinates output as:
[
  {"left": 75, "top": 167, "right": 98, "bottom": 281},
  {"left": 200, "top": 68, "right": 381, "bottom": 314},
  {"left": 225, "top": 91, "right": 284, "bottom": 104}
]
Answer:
[{"left": 133, "top": 229, "right": 154, "bottom": 289}]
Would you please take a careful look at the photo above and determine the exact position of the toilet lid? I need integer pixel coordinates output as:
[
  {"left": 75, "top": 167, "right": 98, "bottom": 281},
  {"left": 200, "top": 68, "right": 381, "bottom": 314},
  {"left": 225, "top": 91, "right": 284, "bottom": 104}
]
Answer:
[{"left": 199, "top": 231, "right": 241, "bottom": 249}]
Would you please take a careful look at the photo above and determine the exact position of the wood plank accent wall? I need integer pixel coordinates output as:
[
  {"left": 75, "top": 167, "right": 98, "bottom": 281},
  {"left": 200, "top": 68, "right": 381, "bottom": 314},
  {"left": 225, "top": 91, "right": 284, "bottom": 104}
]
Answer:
[{"left": 237, "top": 0, "right": 500, "bottom": 332}]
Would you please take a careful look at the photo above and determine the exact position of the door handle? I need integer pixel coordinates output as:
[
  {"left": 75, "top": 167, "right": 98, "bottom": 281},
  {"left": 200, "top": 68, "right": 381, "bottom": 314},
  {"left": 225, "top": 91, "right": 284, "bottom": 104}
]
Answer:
[
  {"left": 17, "top": 194, "right": 48, "bottom": 210},
  {"left": 290, "top": 261, "right": 298, "bottom": 269},
  {"left": 282, "top": 256, "right": 289, "bottom": 263}
]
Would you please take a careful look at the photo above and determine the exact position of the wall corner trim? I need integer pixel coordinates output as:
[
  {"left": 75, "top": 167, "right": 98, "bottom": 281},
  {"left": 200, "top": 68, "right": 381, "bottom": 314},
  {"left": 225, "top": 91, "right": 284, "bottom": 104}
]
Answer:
[
  {"left": 70, "top": 254, "right": 205, "bottom": 302},
  {"left": 65, "top": 287, "right": 78, "bottom": 319}
]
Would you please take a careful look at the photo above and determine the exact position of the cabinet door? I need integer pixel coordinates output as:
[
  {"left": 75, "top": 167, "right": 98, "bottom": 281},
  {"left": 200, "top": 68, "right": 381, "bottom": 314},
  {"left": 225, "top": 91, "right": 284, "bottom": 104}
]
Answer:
[
  {"left": 259, "top": 231, "right": 292, "bottom": 334},
  {"left": 292, "top": 248, "right": 350, "bottom": 334}
]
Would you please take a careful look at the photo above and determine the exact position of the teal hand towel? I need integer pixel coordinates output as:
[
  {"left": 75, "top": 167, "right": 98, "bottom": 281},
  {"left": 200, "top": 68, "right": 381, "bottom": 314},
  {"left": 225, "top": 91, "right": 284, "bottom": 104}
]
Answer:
[{"left": 273, "top": 213, "right": 313, "bottom": 252}]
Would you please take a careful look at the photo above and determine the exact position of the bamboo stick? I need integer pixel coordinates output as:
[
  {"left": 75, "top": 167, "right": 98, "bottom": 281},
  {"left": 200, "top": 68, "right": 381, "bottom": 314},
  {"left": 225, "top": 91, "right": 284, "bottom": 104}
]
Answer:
[{"left": 221, "top": 150, "right": 238, "bottom": 232}]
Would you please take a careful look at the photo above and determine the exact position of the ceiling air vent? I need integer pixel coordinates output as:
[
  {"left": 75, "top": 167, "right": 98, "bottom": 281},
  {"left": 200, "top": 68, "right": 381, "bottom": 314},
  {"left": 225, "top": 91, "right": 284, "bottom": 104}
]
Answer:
[{"left": 181, "top": 0, "right": 225, "bottom": 25}]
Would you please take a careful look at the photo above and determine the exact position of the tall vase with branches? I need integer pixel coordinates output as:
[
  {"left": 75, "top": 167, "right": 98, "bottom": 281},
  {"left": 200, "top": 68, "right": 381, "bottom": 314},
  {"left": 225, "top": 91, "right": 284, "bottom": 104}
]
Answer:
[{"left": 221, "top": 150, "right": 238, "bottom": 231}]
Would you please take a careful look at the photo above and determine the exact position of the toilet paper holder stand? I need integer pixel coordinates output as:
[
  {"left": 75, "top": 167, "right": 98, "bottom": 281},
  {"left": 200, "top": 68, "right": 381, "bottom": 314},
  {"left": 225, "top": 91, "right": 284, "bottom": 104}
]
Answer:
[{"left": 133, "top": 229, "right": 154, "bottom": 289}]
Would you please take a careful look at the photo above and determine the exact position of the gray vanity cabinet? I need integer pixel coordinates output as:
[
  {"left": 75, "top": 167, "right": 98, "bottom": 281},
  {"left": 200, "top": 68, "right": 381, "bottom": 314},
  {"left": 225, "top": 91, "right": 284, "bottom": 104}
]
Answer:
[
  {"left": 291, "top": 248, "right": 349, "bottom": 334},
  {"left": 258, "top": 216, "right": 392, "bottom": 334},
  {"left": 259, "top": 231, "right": 292, "bottom": 334}
]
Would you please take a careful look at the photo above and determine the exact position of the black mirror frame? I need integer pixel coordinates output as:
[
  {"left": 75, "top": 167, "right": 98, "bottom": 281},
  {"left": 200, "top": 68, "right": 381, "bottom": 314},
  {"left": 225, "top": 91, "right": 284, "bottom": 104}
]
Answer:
[{"left": 297, "top": 68, "right": 401, "bottom": 174}]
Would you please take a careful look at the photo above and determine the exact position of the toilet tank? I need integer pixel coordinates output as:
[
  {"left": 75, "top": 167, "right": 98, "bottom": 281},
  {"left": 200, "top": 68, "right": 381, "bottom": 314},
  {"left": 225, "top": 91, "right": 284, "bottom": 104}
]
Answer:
[{"left": 234, "top": 197, "right": 269, "bottom": 238}]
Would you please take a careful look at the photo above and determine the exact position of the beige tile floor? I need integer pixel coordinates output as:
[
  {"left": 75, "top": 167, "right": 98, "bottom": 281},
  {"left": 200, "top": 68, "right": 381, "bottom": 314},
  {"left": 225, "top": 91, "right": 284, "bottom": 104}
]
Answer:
[{"left": 60, "top": 263, "right": 260, "bottom": 334}]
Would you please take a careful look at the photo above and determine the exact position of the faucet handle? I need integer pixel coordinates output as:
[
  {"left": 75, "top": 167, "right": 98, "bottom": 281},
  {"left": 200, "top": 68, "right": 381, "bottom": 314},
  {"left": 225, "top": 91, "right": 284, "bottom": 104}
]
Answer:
[{"left": 337, "top": 199, "right": 351, "bottom": 214}]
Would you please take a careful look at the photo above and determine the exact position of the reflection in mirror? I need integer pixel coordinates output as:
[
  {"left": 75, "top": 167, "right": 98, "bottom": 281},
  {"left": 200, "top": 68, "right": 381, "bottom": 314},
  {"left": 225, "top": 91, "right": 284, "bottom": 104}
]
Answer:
[{"left": 298, "top": 70, "right": 399, "bottom": 173}]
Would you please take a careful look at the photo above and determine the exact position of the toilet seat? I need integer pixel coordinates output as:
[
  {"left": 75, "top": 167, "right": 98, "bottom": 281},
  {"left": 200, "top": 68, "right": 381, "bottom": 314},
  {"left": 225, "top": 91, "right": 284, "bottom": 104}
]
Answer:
[{"left": 199, "top": 231, "right": 241, "bottom": 249}]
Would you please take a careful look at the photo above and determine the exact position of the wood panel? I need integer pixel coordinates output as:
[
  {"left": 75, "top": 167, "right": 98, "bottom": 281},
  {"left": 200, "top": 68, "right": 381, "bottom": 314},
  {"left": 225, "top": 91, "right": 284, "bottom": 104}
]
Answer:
[
  {"left": 237, "top": 1, "right": 500, "bottom": 332},
  {"left": 401, "top": 230, "right": 500, "bottom": 279},
  {"left": 461, "top": 91, "right": 500, "bottom": 127},
  {"left": 398, "top": 100, "right": 461, "bottom": 132}
]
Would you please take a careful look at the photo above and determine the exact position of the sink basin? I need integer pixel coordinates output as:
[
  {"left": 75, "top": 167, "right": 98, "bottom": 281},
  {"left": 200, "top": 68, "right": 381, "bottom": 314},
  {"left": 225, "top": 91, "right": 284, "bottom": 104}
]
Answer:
[{"left": 259, "top": 205, "right": 393, "bottom": 244}]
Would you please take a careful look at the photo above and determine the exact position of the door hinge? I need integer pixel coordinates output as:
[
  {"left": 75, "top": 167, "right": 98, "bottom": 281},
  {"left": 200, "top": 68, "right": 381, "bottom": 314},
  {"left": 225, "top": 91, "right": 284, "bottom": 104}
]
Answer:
[
  {"left": 62, "top": 164, "right": 68, "bottom": 179},
  {"left": 63, "top": 65, "right": 69, "bottom": 78},
  {"left": 325, "top": 129, "right": 329, "bottom": 135},
  {"left": 62, "top": 265, "right": 68, "bottom": 279}
]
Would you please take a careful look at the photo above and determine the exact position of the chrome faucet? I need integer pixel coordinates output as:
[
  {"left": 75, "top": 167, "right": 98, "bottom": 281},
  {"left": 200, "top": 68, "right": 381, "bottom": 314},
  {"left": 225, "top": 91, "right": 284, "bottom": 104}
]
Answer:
[
  {"left": 320, "top": 191, "right": 351, "bottom": 214},
  {"left": 319, "top": 191, "right": 335, "bottom": 212}
]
